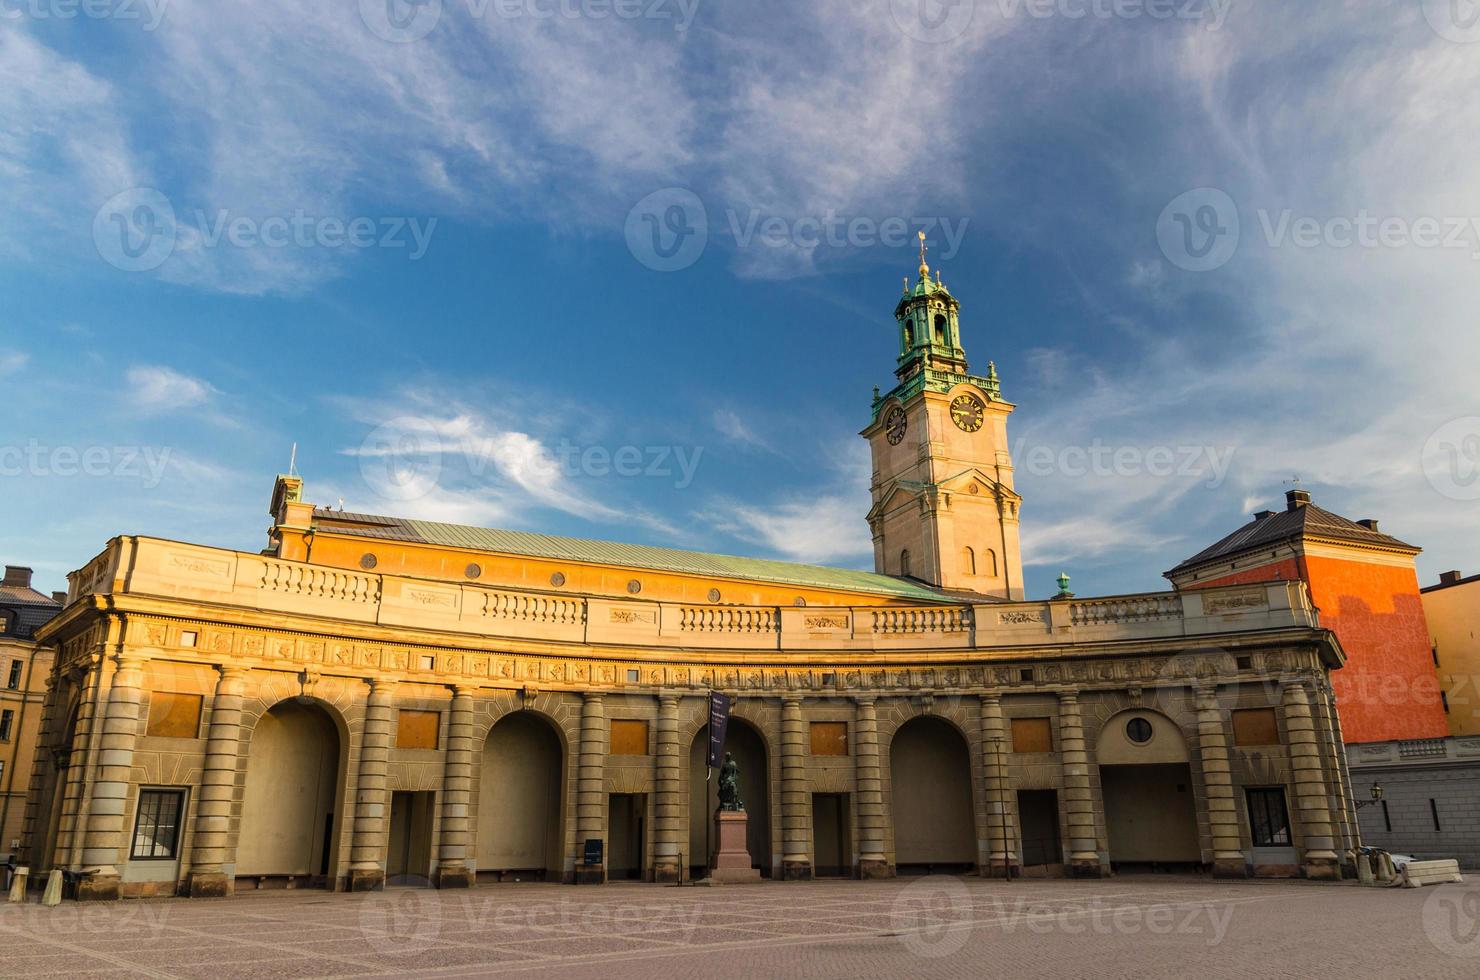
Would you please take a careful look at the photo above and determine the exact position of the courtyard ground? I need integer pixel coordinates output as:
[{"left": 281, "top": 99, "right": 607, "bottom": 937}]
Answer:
[{"left": 2, "top": 874, "right": 1479, "bottom": 978}]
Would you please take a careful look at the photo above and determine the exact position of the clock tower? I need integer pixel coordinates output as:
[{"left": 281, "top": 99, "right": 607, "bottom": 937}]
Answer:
[{"left": 861, "top": 236, "right": 1024, "bottom": 598}]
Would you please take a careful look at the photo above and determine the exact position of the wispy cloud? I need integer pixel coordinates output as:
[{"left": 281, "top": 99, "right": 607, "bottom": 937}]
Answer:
[
  {"left": 125, "top": 365, "right": 216, "bottom": 413},
  {"left": 0, "top": 350, "right": 28, "bottom": 376},
  {"left": 712, "top": 408, "right": 772, "bottom": 452}
]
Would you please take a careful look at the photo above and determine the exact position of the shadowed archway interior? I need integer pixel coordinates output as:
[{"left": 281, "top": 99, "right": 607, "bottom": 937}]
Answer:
[
  {"left": 478, "top": 711, "right": 564, "bottom": 881},
  {"left": 236, "top": 699, "right": 343, "bottom": 883}
]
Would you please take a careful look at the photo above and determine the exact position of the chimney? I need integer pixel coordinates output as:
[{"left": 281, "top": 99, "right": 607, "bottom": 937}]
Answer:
[
  {"left": 2, "top": 566, "right": 33, "bottom": 589},
  {"left": 1252, "top": 510, "right": 1276, "bottom": 522},
  {"left": 1440, "top": 570, "right": 1463, "bottom": 586},
  {"left": 1356, "top": 519, "right": 1380, "bottom": 532},
  {"left": 52, "top": 591, "right": 68, "bottom": 605},
  {"left": 1286, "top": 489, "right": 1311, "bottom": 512}
]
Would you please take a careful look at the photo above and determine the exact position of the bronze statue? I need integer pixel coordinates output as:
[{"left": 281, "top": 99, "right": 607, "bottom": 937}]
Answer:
[{"left": 717, "top": 751, "right": 744, "bottom": 812}]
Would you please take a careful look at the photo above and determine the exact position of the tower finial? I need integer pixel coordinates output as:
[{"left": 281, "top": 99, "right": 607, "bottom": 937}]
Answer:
[{"left": 917, "top": 230, "right": 929, "bottom": 279}]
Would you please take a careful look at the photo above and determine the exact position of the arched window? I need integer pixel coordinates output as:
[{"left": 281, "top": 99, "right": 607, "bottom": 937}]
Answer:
[
  {"left": 903, "top": 320, "right": 914, "bottom": 348},
  {"left": 986, "top": 549, "right": 998, "bottom": 577},
  {"left": 962, "top": 547, "right": 976, "bottom": 575},
  {"left": 900, "top": 550, "right": 912, "bottom": 578},
  {"left": 934, "top": 313, "right": 947, "bottom": 344}
]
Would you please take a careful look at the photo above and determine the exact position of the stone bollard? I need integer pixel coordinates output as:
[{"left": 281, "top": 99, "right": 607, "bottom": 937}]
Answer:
[
  {"left": 8, "top": 867, "right": 27, "bottom": 903},
  {"left": 42, "top": 869, "right": 63, "bottom": 907},
  {"left": 1356, "top": 854, "right": 1374, "bottom": 886},
  {"left": 1375, "top": 853, "right": 1395, "bottom": 883}
]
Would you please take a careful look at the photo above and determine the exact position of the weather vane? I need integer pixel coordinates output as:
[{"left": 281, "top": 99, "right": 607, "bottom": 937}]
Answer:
[{"left": 917, "top": 229, "right": 929, "bottom": 275}]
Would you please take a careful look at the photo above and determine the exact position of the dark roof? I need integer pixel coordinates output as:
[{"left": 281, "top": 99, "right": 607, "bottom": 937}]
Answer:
[
  {"left": 0, "top": 582, "right": 63, "bottom": 640},
  {"left": 310, "top": 509, "right": 963, "bottom": 603},
  {"left": 1167, "top": 497, "right": 1418, "bottom": 578},
  {"left": 1423, "top": 571, "right": 1480, "bottom": 594}
]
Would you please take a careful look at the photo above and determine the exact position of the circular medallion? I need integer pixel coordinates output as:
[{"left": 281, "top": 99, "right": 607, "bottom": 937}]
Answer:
[
  {"left": 628, "top": 579, "right": 643, "bottom": 595},
  {"left": 885, "top": 406, "right": 908, "bottom": 445},
  {"left": 950, "top": 394, "right": 985, "bottom": 432},
  {"left": 465, "top": 563, "right": 482, "bottom": 579},
  {"left": 708, "top": 588, "right": 722, "bottom": 603},
  {"left": 794, "top": 597, "right": 808, "bottom": 607},
  {"left": 550, "top": 572, "right": 567, "bottom": 587},
  {"left": 359, "top": 553, "right": 378, "bottom": 570}
]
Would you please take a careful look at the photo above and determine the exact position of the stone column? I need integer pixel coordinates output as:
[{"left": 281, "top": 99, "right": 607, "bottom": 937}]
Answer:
[
  {"left": 575, "top": 692, "right": 606, "bottom": 884},
  {"left": 979, "top": 692, "right": 1018, "bottom": 877},
  {"left": 853, "top": 697, "right": 891, "bottom": 878},
  {"left": 1058, "top": 691, "right": 1104, "bottom": 878},
  {"left": 434, "top": 685, "right": 475, "bottom": 889},
  {"left": 780, "top": 695, "right": 812, "bottom": 880},
  {"left": 349, "top": 678, "right": 394, "bottom": 892},
  {"left": 78, "top": 653, "right": 147, "bottom": 901},
  {"left": 58, "top": 663, "right": 106, "bottom": 874},
  {"left": 185, "top": 666, "right": 248, "bottom": 897},
  {"left": 1282, "top": 679, "right": 1340, "bottom": 880},
  {"left": 18, "top": 673, "right": 61, "bottom": 866},
  {"left": 1195, "top": 686, "right": 1247, "bottom": 878},
  {"left": 652, "top": 692, "right": 682, "bottom": 882}
]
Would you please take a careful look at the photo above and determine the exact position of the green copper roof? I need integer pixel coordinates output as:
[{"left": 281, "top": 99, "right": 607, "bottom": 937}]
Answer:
[{"left": 312, "top": 509, "right": 955, "bottom": 602}]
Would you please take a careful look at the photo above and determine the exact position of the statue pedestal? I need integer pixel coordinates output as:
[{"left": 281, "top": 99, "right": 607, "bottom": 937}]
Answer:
[{"left": 710, "top": 810, "right": 761, "bottom": 883}]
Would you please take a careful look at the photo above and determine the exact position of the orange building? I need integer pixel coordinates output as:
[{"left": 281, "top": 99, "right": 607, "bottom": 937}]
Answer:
[{"left": 1167, "top": 490, "right": 1447, "bottom": 745}]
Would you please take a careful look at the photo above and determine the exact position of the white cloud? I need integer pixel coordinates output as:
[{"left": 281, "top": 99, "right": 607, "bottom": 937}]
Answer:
[
  {"left": 125, "top": 365, "right": 216, "bottom": 412},
  {"left": 712, "top": 408, "right": 771, "bottom": 452},
  {"left": 0, "top": 350, "right": 28, "bottom": 376},
  {"left": 703, "top": 494, "right": 873, "bottom": 565}
]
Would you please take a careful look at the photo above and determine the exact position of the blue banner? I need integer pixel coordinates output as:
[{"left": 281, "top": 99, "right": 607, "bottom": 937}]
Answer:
[{"left": 706, "top": 691, "right": 733, "bottom": 769}]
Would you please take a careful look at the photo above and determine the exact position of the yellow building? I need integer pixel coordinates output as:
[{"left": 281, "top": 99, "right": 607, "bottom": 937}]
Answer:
[
  {"left": 0, "top": 566, "right": 62, "bottom": 858},
  {"left": 23, "top": 261, "right": 1359, "bottom": 900},
  {"left": 1425, "top": 570, "right": 1480, "bottom": 737}
]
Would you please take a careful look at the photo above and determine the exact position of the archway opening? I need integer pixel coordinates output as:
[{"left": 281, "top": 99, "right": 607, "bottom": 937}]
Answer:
[
  {"left": 1096, "top": 711, "right": 1200, "bottom": 871},
  {"left": 689, "top": 717, "right": 770, "bottom": 879},
  {"left": 890, "top": 716, "right": 975, "bottom": 874},
  {"left": 478, "top": 711, "right": 564, "bottom": 882},
  {"left": 237, "top": 699, "right": 344, "bottom": 888}
]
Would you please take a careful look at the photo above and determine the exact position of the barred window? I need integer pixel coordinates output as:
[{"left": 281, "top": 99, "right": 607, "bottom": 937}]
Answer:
[
  {"left": 131, "top": 789, "right": 186, "bottom": 860},
  {"left": 7, "top": 660, "right": 21, "bottom": 689},
  {"left": 1246, "top": 788, "right": 1291, "bottom": 847},
  {"left": 0, "top": 709, "right": 12, "bottom": 741}
]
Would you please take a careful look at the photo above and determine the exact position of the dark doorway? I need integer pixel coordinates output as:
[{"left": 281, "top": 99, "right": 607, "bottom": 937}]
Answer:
[
  {"left": 688, "top": 719, "right": 771, "bottom": 879},
  {"left": 387, "top": 791, "right": 435, "bottom": 885},
  {"left": 1100, "top": 764, "right": 1201, "bottom": 871},
  {"left": 1017, "top": 790, "right": 1062, "bottom": 869},
  {"left": 608, "top": 794, "right": 646, "bottom": 880},
  {"left": 890, "top": 716, "right": 976, "bottom": 875},
  {"left": 812, "top": 793, "right": 851, "bottom": 877}
]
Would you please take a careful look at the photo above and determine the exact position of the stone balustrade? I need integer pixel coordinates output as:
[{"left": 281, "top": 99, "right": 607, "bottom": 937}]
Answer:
[{"left": 63, "top": 536, "right": 1323, "bottom": 658}]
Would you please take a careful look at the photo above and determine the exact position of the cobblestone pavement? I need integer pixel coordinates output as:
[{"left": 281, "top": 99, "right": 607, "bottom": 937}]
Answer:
[{"left": 4, "top": 875, "right": 1480, "bottom": 979}]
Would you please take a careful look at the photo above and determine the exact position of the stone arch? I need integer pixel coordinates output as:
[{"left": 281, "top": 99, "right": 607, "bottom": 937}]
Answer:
[
  {"left": 688, "top": 713, "right": 772, "bottom": 878},
  {"left": 888, "top": 714, "right": 976, "bottom": 873},
  {"left": 1093, "top": 707, "right": 1201, "bottom": 868},
  {"left": 236, "top": 697, "right": 347, "bottom": 885},
  {"left": 477, "top": 709, "right": 567, "bottom": 881}
]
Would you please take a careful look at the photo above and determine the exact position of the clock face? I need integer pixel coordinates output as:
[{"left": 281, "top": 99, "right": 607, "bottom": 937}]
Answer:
[
  {"left": 951, "top": 394, "right": 985, "bottom": 432},
  {"left": 885, "top": 407, "right": 908, "bottom": 445}
]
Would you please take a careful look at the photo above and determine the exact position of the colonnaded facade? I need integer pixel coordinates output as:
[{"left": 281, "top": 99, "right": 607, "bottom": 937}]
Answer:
[{"left": 22, "top": 255, "right": 1360, "bottom": 899}]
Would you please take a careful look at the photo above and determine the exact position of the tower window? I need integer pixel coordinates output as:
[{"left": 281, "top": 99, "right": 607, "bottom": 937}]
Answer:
[
  {"left": 962, "top": 547, "right": 976, "bottom": 575},
  {"left": 986, "top": 549, "right": 999, "bottom": 577},
  {"left": 903, "top": 320, "right": 914, "bottom": 348},
  {"left": 934, "top": 313, "right": 947, "bottom": 344},
  {"left": 900, "top": 550, "right": 912, "bottom": 577}
]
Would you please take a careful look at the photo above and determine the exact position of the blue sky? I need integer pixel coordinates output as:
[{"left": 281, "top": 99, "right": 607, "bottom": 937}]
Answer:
[{"left": 3, "top": 1, "right": 1479, "bottom": 598}]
